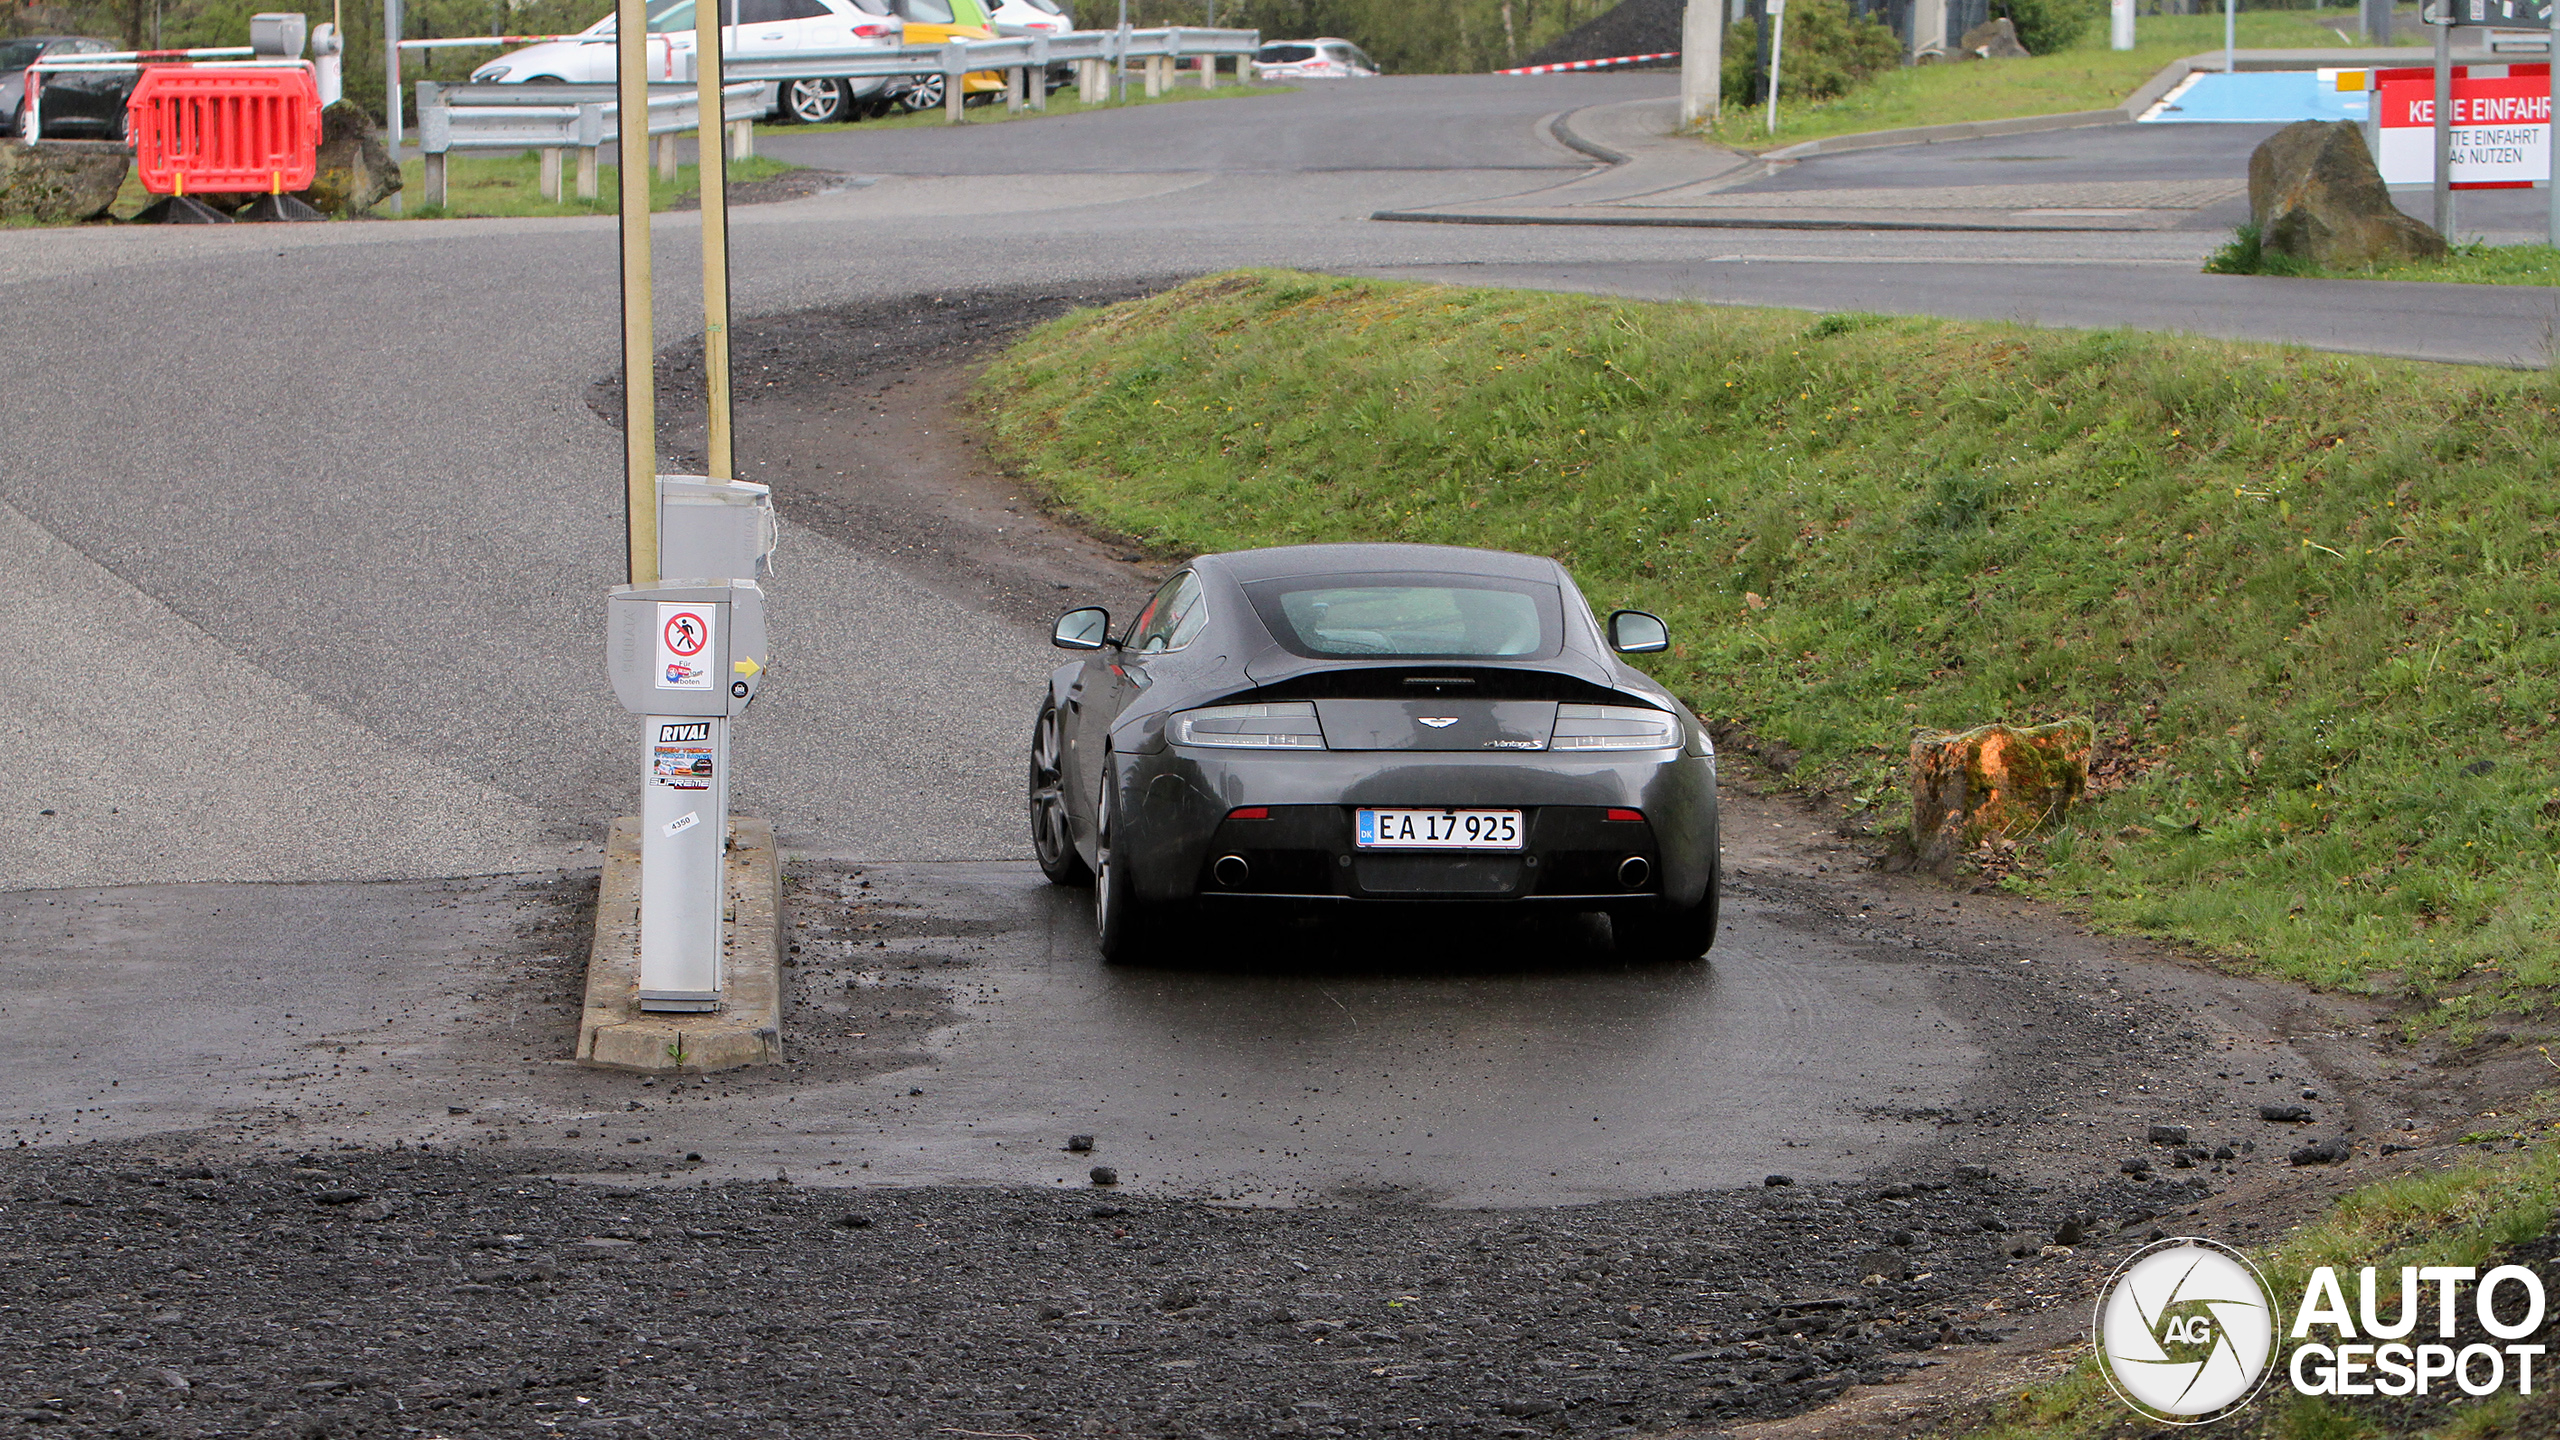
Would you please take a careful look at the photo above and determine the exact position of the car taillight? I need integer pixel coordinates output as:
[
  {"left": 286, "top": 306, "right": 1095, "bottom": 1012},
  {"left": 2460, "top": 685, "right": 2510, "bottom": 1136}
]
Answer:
[
  {"left": 1227, "top": 807, "right": 1270, "bottom": 820},
  {"left": 852, "top": 22, "right": 894, "bottom": 36},
  {"left": 1605, "top": 808, "right": 1645, "bottom": 823},
  {"left": 1172, "top": 702, "right": 1325, "bottom": 750},
  {"left": 1550, "top": 704, "right": 1680, "bottom": 751}
]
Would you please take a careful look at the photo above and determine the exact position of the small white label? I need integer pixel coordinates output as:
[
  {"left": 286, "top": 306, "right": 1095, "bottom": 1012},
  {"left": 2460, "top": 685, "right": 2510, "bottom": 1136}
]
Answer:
[{"left": 662, "top": 811, "right": 700, "bottom": 838}]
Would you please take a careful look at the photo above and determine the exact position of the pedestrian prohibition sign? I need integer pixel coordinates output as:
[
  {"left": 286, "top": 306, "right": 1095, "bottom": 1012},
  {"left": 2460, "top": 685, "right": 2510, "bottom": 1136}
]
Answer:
[
  {"left": 656, "top": 602, "right": 715, "bottom": 691},
  {"left": 664, "top": 612, "right": 708, "bottom": 656}
]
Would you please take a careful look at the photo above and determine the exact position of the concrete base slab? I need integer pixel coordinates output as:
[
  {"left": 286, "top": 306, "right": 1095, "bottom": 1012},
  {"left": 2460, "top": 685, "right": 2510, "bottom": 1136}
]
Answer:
[{"left": 577, "top": 815, "right": 784, "bottom": 1072}]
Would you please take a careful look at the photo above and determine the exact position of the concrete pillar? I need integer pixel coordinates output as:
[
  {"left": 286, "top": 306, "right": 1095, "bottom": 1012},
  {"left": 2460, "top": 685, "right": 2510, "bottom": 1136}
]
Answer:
[
  {"left": 539, "top": 146, "right": 563, "bottom": 201},
  {"left": 730, "top": 118, "right": 753, "bottom": 159},
  {"left": 1007, "top": 66, "right": 1024, "bottom": 112},
  {"left": 1912, "top": 0, "right": 1947, "bottom": 55},
  {"left": 945, "top": 67, "right": 966, "bottom": 122},
  {"left": 423, "top": 151, "right": 448, "bottom": 207},
  {"left": 656, "top": 132, "right": 678, "bottom": 181},
  {"left": 577, "top": 145, "right": 599, "bottom": 199},
  {"left": 2111, "top": 0, "right": 2135, "bottom": 49},
  {"left": 1029, "top": 60, "right": 1047, "bottom": 109},
  {"left": 1680, "top": 0, "right": 1721, "bottom": 126},
  {"left": 1199, "top": 53, "right": 1215, "bottom": 89}
]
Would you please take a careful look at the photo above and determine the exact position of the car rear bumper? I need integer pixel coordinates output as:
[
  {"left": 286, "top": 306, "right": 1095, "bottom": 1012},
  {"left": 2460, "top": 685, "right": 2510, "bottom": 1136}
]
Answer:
[{"left": 1113, "top": 746, "right": 1717, "bottom": 908}]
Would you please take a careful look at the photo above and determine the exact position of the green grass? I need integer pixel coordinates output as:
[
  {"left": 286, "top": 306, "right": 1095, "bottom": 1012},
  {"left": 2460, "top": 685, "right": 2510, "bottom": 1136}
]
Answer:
[
  {"left": 1699, "top": 9, "right": 2409, "bottom": 151},
  {"left": 2209, "top": 226, "right": 2560, "bottom": 287},
  {"left": 391, "top": 150, "right": 798, "bottom": 219},
  {"left": 787, "top": 79, "right": 1285, "bottom": 136},
  {"left": 978, "top": 271, "right": 2560, "bottom": 1024},
  {"left": 1956, "top": 1136, "right": 2560, "bottom": 1439}
]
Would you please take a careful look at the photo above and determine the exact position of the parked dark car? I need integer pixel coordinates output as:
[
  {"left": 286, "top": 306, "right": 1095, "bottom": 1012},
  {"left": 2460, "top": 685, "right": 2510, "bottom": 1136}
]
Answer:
[
  {"left": 1030, "top": 543, "right": 1721, "bottom": 963},
  {"left": 1, "top": 35, "right": 118, "bottom": 137}
]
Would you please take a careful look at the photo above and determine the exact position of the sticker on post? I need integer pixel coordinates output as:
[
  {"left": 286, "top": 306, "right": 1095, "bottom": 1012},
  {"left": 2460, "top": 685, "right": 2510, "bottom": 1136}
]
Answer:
[
  {"left": 657, "top": 603, "right": 715, "bottom": 691},
  {"left": 651, "top": 741, "right": 714, "bottom": 790},
  {"left": 662, "top": 811, "right": 701, "bottom": 838}
]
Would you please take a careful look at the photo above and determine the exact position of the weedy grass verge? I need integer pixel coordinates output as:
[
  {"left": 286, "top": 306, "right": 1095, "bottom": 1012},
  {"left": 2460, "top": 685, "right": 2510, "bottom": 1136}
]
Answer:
[{"left": 977, "top": 270, "right": 2560, "bottom": 1028}]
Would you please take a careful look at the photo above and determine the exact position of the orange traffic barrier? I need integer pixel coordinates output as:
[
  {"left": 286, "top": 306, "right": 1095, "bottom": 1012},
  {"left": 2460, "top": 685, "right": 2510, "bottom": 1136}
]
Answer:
[{"left": 126, "top": 64, "right": 322, "bottom": 197}]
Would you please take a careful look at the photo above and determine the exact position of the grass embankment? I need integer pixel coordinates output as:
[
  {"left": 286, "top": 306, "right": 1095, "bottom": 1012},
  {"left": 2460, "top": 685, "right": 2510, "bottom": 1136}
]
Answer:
[
  {"left": 1967, "top": 1137, "right": 2559, "bottom": 1439},
  {"left": 392, "top": 151, "right": 798, "bottom": 220},
  {"left": 1701, "top": 10, "right": 2401, "bottom": 151},
  {"left": 979, "top": 272, "right": 2560, "bottom": 1025}
]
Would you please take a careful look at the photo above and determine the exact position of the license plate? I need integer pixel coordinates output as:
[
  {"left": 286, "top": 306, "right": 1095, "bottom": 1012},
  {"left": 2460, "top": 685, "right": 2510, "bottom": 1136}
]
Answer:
[{"left": 1355, "top": 808, "right": 1523, "bottom": 850}]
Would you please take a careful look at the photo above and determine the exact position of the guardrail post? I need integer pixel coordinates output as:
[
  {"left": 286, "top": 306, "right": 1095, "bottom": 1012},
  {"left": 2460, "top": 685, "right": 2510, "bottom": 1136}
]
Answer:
[
  {"left": 730, "top": 118, "right": 753, "bottom": 159},
  {"left": 577, "top": 102, "right": 604, "bottom": 199},
  {"left": 1006, "top": 65, "right": 1024, "bottom": 112},
  {"left": 1030, "top": 36, "right": 1050, "bottom": 110},
  {"left": 1143, "top": 54, "right": 1161, "bottom": 96},
  {"left": 656, "top": 131, "right": 678, "bottom": 181},
  {"left": 1199, "top": 51, "right": 1214, "bottom": 89},
  {"left": 943, "top": 42, "right": 966, "bottom": 123},
  {"left": 416, "top": 81, "right": 449, "bottom": 207},
  {"left": 540, "top": 146, "right": 563, "bottom": 200}
]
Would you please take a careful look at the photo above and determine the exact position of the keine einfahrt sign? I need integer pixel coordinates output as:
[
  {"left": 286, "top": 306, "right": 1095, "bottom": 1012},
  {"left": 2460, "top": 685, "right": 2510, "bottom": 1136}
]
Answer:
[{"left": 2377, "top": 75, "right": 2552, "bottom": 188}]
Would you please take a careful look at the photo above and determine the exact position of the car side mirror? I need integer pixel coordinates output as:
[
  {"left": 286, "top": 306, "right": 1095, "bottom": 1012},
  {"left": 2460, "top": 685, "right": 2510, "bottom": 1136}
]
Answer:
[
  {"left": 1607, "top": 609, "right": 1670, "bottom": 654},
  {"left": 1052, "top": 606, "right": 1111, "bottom": 650}
]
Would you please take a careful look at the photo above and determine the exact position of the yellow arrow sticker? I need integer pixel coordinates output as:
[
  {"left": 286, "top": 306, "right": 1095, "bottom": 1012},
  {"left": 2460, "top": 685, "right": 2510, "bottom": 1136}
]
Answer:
[{"left": 733, "top": 657, "right": 762, "bottom": 678}]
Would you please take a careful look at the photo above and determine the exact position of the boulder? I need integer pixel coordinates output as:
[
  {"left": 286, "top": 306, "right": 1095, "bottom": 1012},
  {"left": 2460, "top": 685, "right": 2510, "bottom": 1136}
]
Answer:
[
  {"left": 300, "top": 102, "right": 402, "bottom": 215},
  {"left": 0, "top": 140, "right": 130, "bottom": 223},
  {"left": 1908, "top": 717, "right": 2092, "bottom": 871},
  {"left": 2249, "top": 119, "right": 2446, "bottom": 267},
  {"left": 1957, "top": 17, "right": 2031, "bottom": 58}
]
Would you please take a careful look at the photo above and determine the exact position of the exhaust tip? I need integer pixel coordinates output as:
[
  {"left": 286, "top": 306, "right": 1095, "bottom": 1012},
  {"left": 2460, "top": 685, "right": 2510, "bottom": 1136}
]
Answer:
[
  {"left": 1618, "top": 855, "right": 1651, "bottom": 889},
  {"left": 1213, "top": 854, "right": 1251, "bottom": 888}
]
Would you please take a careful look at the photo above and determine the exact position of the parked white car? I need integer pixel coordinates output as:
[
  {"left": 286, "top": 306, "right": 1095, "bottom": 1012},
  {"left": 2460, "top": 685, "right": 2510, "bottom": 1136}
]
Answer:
[
  {"left": 469, "top": 0, "right": 905, "bottom": 124},
  {"left": 982, "top": 0, "right": 1069, "bottom": 36},
  {"left": 1252, "top": 37, "right": 1377, "bottom": 78}
]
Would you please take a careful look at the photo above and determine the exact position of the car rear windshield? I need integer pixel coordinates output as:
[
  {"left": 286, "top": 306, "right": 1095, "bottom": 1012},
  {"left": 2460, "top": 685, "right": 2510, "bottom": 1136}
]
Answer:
[
  {"left": 1256, "top": 43, "right": 1313, "bottom": 62},
  {"left": 1245, "top": 575, "right": 1562, "bottom": 660}
]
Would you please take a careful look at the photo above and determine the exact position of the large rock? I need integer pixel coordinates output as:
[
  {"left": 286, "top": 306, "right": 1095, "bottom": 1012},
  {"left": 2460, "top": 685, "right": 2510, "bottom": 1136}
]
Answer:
[
  {"left": 299, "top": 102, "right": 401, "bottom": 215},
  {"left": 1908, "top": 718, "right": 2092, "bottom": 872},
  {"left": 0, "top": 140, "right": 129, "bottom": 223},
  {"left": 2250, "top": 120, "right": 2447, "bottom": 266},
  {"left": 1957, "top": 17, "right": 2031, "bottom": 58}
]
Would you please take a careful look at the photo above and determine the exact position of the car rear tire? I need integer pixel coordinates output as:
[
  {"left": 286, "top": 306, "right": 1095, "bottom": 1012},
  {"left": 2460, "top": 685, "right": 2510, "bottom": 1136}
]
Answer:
[
  {"left": 1027, "top": 701, "right": 1091, "bottom": 887},
  {"left": 1613, "top": 861, "right": 1719, "bottom": 961},
  {"left": 780, "top": 77, "right": 852, "bottom": 124},
  {"left": 899, "top": 73, "right": 945, "bottom": 111},
  {"left": 1093, "top": 768, "right": 1164, "bottom": 963}
]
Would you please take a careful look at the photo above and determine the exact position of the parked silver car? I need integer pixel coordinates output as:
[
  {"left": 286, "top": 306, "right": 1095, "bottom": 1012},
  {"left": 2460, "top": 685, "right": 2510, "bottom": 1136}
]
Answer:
[{"left": 469, "top": 0, "right": 904, "bottom": 124}]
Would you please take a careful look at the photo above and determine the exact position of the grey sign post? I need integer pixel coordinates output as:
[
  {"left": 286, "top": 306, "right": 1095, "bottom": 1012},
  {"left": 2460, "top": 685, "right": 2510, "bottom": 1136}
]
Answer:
[
  {"left": 2429, "top": 0, "right": 2456, "bottom": 238},
  {"left": 607, "top": 575, "right": 768, "bottom": 1011}
]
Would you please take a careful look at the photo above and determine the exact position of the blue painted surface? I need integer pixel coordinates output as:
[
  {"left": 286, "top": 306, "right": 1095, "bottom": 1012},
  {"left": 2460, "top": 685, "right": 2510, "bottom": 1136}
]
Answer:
[{"left": 2141, "top": 70, "right": 2371, "bottom": 123}]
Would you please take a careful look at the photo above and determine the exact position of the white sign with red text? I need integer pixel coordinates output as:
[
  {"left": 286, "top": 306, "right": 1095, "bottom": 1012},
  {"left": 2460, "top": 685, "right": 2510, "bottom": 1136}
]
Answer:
[{"left": 2377, "top": 76, "right": 2551, "bottom": 188}]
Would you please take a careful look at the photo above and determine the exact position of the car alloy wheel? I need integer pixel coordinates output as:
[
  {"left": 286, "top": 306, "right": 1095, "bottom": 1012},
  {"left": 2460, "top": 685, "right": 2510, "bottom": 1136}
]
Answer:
[
  {"left": 782, "top": 77, "right": 851, "bottom": 124},
  {"left": 900, "top": 72, "right": 945, "bottom": 111},
  {"left": 1026, "top": 701, "right": 1091, "bottom": 886},
  {"left": 1092, "top": 766, "right": 1155, "bottom": 962}
]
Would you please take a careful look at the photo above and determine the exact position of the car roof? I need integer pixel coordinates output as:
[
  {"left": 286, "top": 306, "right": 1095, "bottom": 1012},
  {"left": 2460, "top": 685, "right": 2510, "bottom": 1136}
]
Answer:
[{"left": 1198, "top": 543, "right": 1567, "bottom": 587}]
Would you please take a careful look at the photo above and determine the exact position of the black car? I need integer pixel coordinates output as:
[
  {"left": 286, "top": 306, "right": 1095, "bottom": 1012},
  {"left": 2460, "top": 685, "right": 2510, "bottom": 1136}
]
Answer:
[
  {"left": 1029, "top": 543, "right": 1721, "bottom": 962},
  {"left": 4, "top": 35, "right": 133, "bottom": 139},
  {"left": 1, "top": 35, "right": 118, "bottom": 137}
]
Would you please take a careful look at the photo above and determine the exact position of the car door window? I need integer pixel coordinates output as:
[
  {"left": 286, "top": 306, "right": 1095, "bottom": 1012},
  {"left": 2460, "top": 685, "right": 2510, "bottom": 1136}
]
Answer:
[
  {"left": 778, "top": 0, "right": 832, "bottom": 17},
  {"left": 1130, "top": 573, "right": 1205, "bottom": 654},
  {"left": 898, "top": 0, "right": 955, "bottom": 23}
]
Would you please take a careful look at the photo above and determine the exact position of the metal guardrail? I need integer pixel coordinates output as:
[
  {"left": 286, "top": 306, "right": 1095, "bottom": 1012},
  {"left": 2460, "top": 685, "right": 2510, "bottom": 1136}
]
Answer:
[{"left": 414, "top": 78, "right": 765, "bottom": 206}]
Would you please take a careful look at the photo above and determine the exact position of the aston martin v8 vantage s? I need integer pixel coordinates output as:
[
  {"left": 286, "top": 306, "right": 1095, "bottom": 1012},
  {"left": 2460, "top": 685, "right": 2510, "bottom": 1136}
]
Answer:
[{"left": 1026, "top": 544, "right": 1719, "bottom": 962}]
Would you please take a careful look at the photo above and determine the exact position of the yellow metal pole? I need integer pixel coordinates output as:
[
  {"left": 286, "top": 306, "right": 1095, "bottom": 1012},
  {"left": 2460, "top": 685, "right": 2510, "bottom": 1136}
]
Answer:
[
  {"left": 618, "top": 0, "right": 657, "bottom": 584},
  {"left": 697, "top": 0, "right": 734, "bottom": 480}
]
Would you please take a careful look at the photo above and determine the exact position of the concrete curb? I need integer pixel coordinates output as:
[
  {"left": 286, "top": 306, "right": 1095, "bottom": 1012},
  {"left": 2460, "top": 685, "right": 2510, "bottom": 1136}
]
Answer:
[
  {"left": 1547, "top": 107, "right": 1631, "bottom": 165},
  {"left": 576, "top": 815, "right": 784, "bottom": 1072}
]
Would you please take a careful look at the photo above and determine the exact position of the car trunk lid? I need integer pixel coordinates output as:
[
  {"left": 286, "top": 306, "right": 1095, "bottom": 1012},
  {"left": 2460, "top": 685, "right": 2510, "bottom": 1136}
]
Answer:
[{"left": 1314, "top": 699, "right": 1557, "bottom": 752}]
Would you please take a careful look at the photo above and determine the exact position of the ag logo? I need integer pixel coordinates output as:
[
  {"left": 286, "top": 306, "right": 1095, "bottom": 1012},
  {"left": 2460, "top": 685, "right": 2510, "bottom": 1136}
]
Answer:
[{"left": 2094, "top": 1237, "right": 2279, "bottom": 1423}]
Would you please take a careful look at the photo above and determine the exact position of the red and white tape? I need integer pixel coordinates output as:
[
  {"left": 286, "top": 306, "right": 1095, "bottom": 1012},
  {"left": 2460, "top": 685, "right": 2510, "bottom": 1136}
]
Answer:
[{"left": 1496, "top": 50, "right": 1677, "bottom": 76}]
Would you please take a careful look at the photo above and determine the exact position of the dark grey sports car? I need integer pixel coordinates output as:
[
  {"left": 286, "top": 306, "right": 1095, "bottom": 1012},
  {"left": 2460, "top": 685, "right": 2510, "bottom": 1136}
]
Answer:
[{"left": 1028, "top": 543, "right": 1720, "bottom": 962}]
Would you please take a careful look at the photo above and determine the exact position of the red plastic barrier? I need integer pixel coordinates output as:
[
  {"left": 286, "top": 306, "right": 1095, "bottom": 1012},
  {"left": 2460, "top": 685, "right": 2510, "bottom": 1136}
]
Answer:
[{"left": 126, "top": 65, "right": 322, "bottom": 197}]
